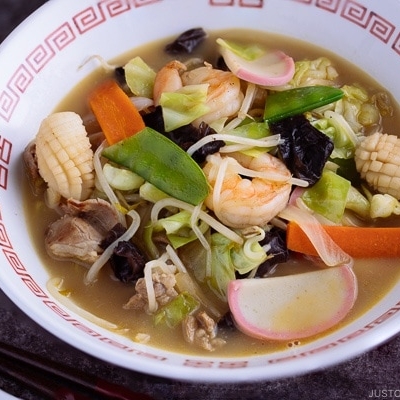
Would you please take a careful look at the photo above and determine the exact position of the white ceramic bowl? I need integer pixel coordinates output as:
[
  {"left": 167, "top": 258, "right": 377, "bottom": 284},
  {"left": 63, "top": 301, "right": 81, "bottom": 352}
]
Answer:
[{"left": 0, "top": 0, "right": 399, "bottom": 383}]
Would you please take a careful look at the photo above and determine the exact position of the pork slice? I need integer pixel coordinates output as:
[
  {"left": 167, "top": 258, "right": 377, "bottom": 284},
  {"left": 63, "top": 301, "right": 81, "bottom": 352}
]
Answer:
[
  {"left": 124, "top": 271, "right": 178, "bottom": 311},
  {"left": 45, "top": 198, "right": 120, "bottom": 266},
  {"left": 60, "top": 198, "right": 119, "bottom": 234},
  {"left": 22, "top": 141, "right": 46, "bottom": 196}
]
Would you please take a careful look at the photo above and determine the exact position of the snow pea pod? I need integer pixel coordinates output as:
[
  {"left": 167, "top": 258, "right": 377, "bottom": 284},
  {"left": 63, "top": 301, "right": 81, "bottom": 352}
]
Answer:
[
  {"left": 264, "top": 85, "right": 344, "bottom": 123},
  {"left": 102, "top": 127, "right": 210, "bottom": 206}
]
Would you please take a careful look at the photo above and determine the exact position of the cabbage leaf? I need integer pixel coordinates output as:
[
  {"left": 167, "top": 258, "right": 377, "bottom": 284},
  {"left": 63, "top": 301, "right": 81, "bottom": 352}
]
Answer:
[
  {"left": 301, "top": 169, "right": 350, "bottom": 223},
  {"left": 160, "top": 84, "right": 210, "bottom": 131},
  {"left": 124, "top": 56, "right": 156, "bottom": 98},
  {"left": 154, "top": 292, "right": 199, "bottom": 327},
  {"left": 216, "top": 38, "right": 264, "bottom": 61},
  {"left": 151, "top": 210, "right": 209, "bottom": 249},
  {"left": 311, "top": 110, "right": 358, "bottom": 159},
  {"left": 206, "top": 233, "right": 267, "bottom": 301}
]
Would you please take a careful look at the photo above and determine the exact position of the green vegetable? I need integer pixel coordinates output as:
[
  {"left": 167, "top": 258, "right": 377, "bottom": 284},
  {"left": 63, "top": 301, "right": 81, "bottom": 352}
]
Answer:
[
  {"left": 124, "top": 56, "right": 156, "bottom": 98},
  {"left": 139, "top": 181, "right": 168, "bottom": 203},
  {"left": 311, "top": 110, "right": 358, "bottom": 159},
  {"left": 207, "top": 233, "right": 237, "bottom": 301},
  {"left": 154, "top": 292, "right": 199, "bottom": 327},
  {"left": 231, "top": 237, "right": 268, "bottom": 275},
  {"left": 287, "top": 57, "right": 338, "bottom": 88},
  {"left": 151, "top": 209, "right": 209, "bottom": 248},
  {"left": 203, "top": 233, "right": 267, "bottom": 301},
  {"left": 233, "top": 119, "right": 269, "bottom": 138},
  {"left": 216, "top": 38, "right": 264, "bottom": 61},
  {"left": 103, "top": 163, "right": 144, "bottom": 191},
  {"left": 338, "top": 85, "right": 378, "bottom": 134},
  {"left": 159, "top": 84, "right": 210, "bottom": 132},
  {"left": 102, "top": 127, "right": 210, "bottom": 206},
  {"left": 301, "top": 169, "right": 350, "bottom": 223},
  {"left": 228, "top": 120, "right": 274, "bottom": 157},
  {"left": 345, "top": 186, "right": 370, "bottom": 219},
  {"left": 264, "top": 86, "right": 344, "bottom": 123}
]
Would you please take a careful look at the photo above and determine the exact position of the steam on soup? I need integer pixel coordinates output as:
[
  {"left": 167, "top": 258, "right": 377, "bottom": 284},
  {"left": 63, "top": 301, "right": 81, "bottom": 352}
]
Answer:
[{"left": 23, "top": 29, "right": 400, "bottom": 356}]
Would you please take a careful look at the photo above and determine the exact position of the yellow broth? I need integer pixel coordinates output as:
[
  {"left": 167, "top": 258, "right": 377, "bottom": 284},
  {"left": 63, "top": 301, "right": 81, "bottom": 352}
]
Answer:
[{"left": 24, "top": 29, "right": 400, "bottom": 356}]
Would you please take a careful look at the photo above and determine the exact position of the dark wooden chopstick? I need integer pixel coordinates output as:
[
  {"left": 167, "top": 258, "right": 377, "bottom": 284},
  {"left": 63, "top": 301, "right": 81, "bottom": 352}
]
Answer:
[
  {"left": 0, "top": 340, "right": 154, "bottom": 400},
  {"left": 0, "top": 357, "right": 91, "bottom": 399}
]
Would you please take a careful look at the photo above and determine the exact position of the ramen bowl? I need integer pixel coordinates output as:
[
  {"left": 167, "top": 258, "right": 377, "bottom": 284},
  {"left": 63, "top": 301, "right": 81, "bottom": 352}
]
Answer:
[{"left": 0, "top": 0, "right": 399, "bottom": 383}]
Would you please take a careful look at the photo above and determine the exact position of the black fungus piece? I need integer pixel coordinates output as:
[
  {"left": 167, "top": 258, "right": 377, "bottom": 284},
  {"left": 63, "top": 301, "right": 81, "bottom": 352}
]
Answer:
[
  {"left": 114, "top": 66, "right": 126, "bottom": 86},
  {"left": 109, "top": 241, "right": 146, "bottom": 283},
  {"left": 255, "top": 228, "right": 289, "bottom": 278},
  {"left": 100, "top": 223, "right": 146, "bottom": 283},
  {"left": 218, "top": 312, "right": 236, "bottom": 331},
  {"left": 142, "top": 106, "right": 225, "bottom": 164},
  {"left": 270, "top": 114, "right": 334, "bottom": 186},
  {"left": 142, "top": 106, "right": 165, "bottom": 133},
  {"left": 165, "top": 28, "right": 207, "bottom": 54},
  {"left": 187, "top": 122, "right": 225, "bottom": 164},
  {"left": 193, "top": 138, "right": 225, "bottom": 164},
  {"left": 216, "top": 55, "right": 229, "bottom": 71},
  {"left": 332, "top": 156, "right": 362, "bottom": 187},
  {"left": 100, "top": 223, "right": 126, "bottom": 249}
]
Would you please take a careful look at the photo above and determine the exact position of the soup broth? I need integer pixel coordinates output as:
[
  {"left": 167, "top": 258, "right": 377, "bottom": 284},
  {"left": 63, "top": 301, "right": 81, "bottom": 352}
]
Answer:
[{"left": 24, "top": 29, "right": 400, "bottom": 356}]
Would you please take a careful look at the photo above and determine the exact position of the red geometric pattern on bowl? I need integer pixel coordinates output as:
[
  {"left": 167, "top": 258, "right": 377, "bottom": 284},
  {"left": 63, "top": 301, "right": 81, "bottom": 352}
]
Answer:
[
  {"left": 0, "top": 221, "right": 13, "bottom": 248},
  {"left": 73, "top": 6, "right": 107, "bottom": 34},
  {"left": 0, "top": 136, "right": 12, "bottom": 189},
  {"left": 8, "top": 65, "right": 33, "bottom": 95},
  {"left": 20, "top": 275, "right": 49, "bottom": 298},
  {"left": 315, "top": 0, "right": 341, "bottom": 13},
  {"left": 47, "top": 23, "right": 76, "bottom": 51},
  {"left": 210, "top": 0, "right": 263, "bottom": 7},
  {"left": 0, "top": 0, "right": 400, "bottom": 368},
  {"left": 2, "top": 249, "right": 26, "bottom": 273},
  {"left": 342, "top": 1, "right": 395, "bottom": 43}
]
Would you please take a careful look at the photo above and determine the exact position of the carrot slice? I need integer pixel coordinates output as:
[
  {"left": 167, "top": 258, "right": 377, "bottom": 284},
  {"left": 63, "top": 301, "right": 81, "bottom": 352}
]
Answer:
[
  {"left": 286, "top": 222, "right": 400, "bottom": 258},
  {"left": 88, "top": 79, "right": 145, "bottom": 145}
]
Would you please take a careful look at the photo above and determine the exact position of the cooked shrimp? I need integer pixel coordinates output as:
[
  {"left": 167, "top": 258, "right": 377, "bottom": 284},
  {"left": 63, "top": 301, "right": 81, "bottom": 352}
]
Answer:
[
  {"left": 203, "top": 152, "right": 292, "bottom": 229},
  {"left": 181, "top": 63, "right": 244, "bottom": 126},
  {"left": 153, "top": 60, "right": 186, "bottom": 106}
]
